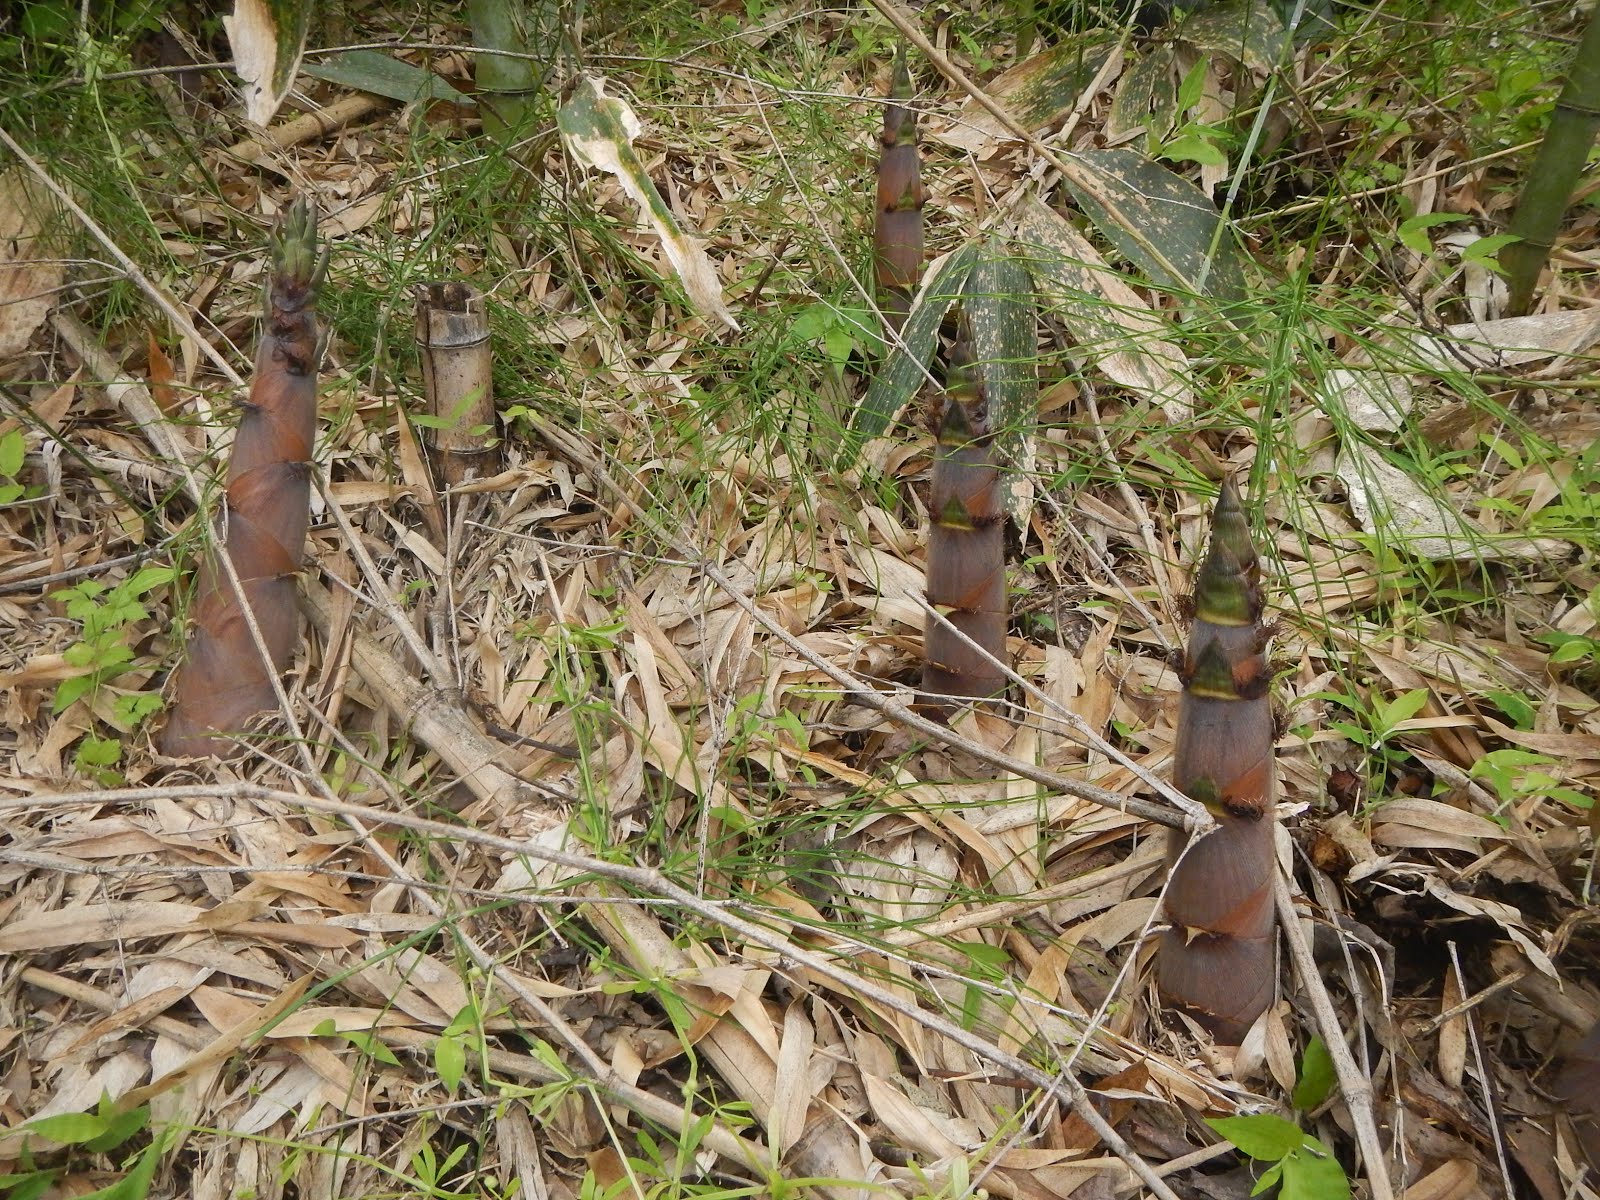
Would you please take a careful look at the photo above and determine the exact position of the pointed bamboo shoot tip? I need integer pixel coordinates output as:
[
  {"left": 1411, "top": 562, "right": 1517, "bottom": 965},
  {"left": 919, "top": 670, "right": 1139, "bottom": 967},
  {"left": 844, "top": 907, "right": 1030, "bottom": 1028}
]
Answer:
[
  {"left": 271, "top": 198, "right": 324, "bottom": 292},
  {"left": 890, "top": 46, "right": 912, "bottom": 102}
]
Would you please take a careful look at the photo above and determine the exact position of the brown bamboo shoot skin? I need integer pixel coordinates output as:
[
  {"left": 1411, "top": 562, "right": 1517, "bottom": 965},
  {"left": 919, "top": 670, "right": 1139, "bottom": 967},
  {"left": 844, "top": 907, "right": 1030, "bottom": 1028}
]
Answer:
[
  {"left": 162, "top": 200, "right": 325, "bottom": 757},
  {"left": 875, "top": 50, "right": 923, "bottom": 338},
  {"left": 921, "top": 320, "right": 1006, "bottom": 709},
  {"left": 1158, "top": 480, "right": 1278, "bottom": 1043}
]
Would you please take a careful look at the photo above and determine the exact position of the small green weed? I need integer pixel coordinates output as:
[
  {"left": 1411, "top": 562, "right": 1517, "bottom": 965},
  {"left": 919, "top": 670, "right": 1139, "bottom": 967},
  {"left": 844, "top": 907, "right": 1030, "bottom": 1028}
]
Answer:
[
  {"left": 2, "top": 1096, "right": 163, "bottom": 1200},
  {"left": 1206, "top": 1038, "right": 1350, "bottom": 1200},
  {"left": 51, "top": 565, "right": 171, "bottom": 781}
]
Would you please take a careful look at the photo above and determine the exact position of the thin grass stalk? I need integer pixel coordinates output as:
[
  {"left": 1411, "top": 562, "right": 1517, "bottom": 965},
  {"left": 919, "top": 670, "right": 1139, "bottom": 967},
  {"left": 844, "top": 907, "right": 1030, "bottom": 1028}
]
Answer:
[
  {"left": 875, "top": 46, "right": 924, "bottom": 341},
  {"left": 1157, "top": 479, "right": 1278, "bottom": 1043},
  {"left": 1499, "top": 3, "right": 1600, "bottom": 315},
  {"left": 921, "top": 312, "right": 1007, "bottom": 710},
  {"left": 162, "top": 200, "right": 325, "bottom": 757}
]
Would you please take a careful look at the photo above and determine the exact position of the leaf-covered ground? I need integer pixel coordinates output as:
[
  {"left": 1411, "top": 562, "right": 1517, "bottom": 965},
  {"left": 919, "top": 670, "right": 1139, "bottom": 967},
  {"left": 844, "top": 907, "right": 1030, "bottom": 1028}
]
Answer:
[{"left": 0, "top": 2, "right": 1596, "bottom": 1199}]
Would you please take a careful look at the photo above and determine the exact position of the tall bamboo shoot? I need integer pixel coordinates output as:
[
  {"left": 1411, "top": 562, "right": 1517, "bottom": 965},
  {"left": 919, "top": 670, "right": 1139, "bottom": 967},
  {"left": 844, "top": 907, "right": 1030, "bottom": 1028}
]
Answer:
[
  {"left": 921, "top": 315, "right": 1006, "bottom": 709},
  {"left": 162, "top": 199, "right": 325, "bottom": 757},
  {"left": 1157, "top": 479, "right": 1277, "bottom": 1043},
  {"left": 875, "top": 48, "right": 923, "bottom": 341}
]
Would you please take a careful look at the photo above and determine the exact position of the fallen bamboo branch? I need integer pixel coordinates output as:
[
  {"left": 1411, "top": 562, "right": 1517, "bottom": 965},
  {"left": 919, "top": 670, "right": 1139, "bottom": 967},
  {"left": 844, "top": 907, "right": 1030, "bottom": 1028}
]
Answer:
[
  {"left": 300, "top": 578, "right": 550, "bottom": 814},
  {"left": 224, "top": 93, "right": 392, "bottom": 165}
]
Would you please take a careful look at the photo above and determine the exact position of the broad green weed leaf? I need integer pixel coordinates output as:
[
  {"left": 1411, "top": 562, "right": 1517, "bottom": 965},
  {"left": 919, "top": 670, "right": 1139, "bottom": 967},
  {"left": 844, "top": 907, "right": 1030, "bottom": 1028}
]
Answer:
[
  {"left": 1251, "top": 1159, "right": 1285, "bottom": 1196},
  {"left": 1280, "top": 1138, "right": 1352, "bottom": 1200},
  {"left": 1207, "top": 1113, "right": 1305, "bottom": 1161},
  {"left": 0, "top": 429, "right": 24, "bottom": 477},
  {"left": 25, "top": 1111, "right": 108, "bottom": 1144},
  {"left": 1375, "top": 687, "right": 1430, "bottom": 732},
  {"left": 1397, "top": 212, "right": 1467, "bottom": 255},
  {"left": 1292, "top": 1037, "right": 1337, "bottom": 1112},
  {"left": 435, "top": 1033, "right": 466, "bottom": 1092}
]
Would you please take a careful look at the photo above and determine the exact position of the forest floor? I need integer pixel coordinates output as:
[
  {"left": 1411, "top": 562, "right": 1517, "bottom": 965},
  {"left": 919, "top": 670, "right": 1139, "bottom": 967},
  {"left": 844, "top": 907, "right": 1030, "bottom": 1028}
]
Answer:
[{"left": 0, "top": 1, "right": 1597, "bottom": 1199}]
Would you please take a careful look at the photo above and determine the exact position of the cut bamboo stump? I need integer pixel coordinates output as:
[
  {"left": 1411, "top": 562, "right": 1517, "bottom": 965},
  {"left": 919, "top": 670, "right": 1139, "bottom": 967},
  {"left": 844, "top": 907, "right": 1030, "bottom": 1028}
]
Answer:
[{"left": 415, "top": 282, "right": 498, "bottom": 488}]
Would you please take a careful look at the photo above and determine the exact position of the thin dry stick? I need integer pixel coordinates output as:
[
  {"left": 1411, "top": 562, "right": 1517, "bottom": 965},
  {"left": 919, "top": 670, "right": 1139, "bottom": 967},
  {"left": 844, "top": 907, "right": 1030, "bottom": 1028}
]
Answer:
[
  {"left": 521, "top": 408, "right": 1200, "bottom": 834},
  {"left": 12, "top": 781, "right": 1185, "bottom": 1200},
  {"left": 1447, "top": 943, "right": 1517, "bottom": 1200},
  {"left": 1273, "top": 873, "right": 1395, "bottom": 1200}
]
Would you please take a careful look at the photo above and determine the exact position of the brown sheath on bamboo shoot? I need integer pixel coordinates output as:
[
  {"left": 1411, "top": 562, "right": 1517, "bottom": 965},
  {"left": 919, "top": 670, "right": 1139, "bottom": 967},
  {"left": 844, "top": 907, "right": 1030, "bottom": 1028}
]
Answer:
[
  {"left": 921, "top": 315, "right": 1006, "bottom": 709},
  {"left": 162, "top": 200, "right": 325, "bottom": 757},
  {"left": 875, "top": 48, "right": 923, "bottom": 340},
  {"left": 1157, "top": 479, "right": 1278, "bottom": 1043}
]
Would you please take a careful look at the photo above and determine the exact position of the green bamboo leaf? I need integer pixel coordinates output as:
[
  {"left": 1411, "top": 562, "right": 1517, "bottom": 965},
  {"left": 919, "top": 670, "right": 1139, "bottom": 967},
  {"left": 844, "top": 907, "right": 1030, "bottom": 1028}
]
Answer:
[
  {"left": 1061, "top": 147, "right": 1252, "bottom": 310},
  {"left": 435, "top": 1033, "right": 466, "bottom": 1092},
  {"left": 1292, "top": 1036, "right": 1338, "bottom": 1112},
  {"left": 963, "top": 242, "right": 1036, "bottom": 523},
  {"left": 302, "top": 51, "right": 474, "bottom": 106},
  {"left": 1280, "top": 1137, "right": 1353, "bottom": 1200},
  {"left": 848, "top": 241, "right": 980, "bottom": 451}
]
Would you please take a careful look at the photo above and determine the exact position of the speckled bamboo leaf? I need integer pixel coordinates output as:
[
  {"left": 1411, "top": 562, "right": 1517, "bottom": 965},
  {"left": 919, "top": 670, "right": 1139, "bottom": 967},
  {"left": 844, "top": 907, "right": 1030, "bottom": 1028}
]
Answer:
[
  {"left": 962, "top": 242, "right": 1037, "bottom": 524},
  {"left": 1106, "top": 43, "right": 1178, "bottom": 142},
  {"left": 1061, "top": 147, "right": 1251, "bottom": 310},
  {"left": 558, "top": 76, "right": 739, "bottom": 331},
  {"left": 849, "top": 242, "right": 980, "bottom": 450},
  {"left": 1178, "top": 0, "right": 1288, "bottom": 71},
  {"left": 937, "top": 34, "right": 1113, "bottom": 155},
  {"left": 224, "top": 0, "right": 309, "bottom": 125},
  {"left": 1008, "top": 194, "right": 1194, "bottom": 424}
]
